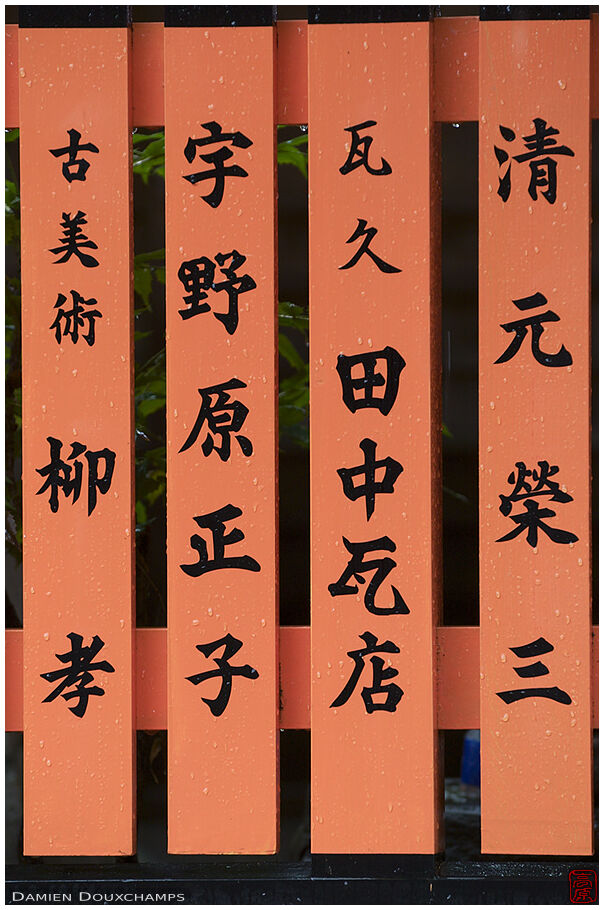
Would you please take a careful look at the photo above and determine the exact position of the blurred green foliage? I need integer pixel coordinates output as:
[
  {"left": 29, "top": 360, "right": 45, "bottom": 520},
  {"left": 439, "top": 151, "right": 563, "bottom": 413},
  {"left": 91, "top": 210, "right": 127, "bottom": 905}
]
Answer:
[{"left": 5, "top": 126, "right": 309, "bottom": 565}]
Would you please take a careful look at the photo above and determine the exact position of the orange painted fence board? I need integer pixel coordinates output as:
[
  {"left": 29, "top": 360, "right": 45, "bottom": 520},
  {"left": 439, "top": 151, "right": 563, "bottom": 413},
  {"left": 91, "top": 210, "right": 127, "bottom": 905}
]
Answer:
[
  {"left": 6, "top": 626, "right": 598, "bottom": 734},
  {"left": 18, "top": 13, "right": 135, "bottom": 856},
  {"left": 478, "top": 12, "right": 592, "bottom": 856},
  {"left": 309, "top": 11, "right": 441, "bottom": 855},
  {"left": 164, "top": 9, "right": 278, "bottom": 855},
  {"left": 4, "top": 17, "right": 599, "bottom": 128}
]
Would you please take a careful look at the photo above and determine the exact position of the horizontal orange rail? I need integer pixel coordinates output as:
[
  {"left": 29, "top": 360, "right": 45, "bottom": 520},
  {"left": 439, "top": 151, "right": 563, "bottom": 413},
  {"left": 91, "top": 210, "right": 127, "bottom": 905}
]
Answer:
[
  {"left": 6, "top": 626, "right": 598, "bottom": 732},
  {"left": 5, "top": 18, "right": 598, "bottom": 127}
]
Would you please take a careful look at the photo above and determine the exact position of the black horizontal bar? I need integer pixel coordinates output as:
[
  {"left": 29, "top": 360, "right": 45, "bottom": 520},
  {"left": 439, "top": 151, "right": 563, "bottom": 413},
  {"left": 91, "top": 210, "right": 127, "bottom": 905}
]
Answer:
[
  {"left": 309, "top": 6, "right": 433, "bottom": 24},
  {"left": 5, "top": 860, "right": 600, "bottom": 906},
  {"left": 480, "top": 6, "right": 591, "bottom": 20},
  {"left": 164, "top": 6, "right": 276, "bottom": 27},
  {"left": 19, "top": 6, "right": 131, "bottom": 28}
]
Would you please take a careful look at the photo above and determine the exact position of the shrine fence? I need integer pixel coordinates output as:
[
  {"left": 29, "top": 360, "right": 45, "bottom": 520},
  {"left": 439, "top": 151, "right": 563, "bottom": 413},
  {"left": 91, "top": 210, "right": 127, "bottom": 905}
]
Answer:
[{"left": 4, "top": 6, "right": 599, "bottom": 860}]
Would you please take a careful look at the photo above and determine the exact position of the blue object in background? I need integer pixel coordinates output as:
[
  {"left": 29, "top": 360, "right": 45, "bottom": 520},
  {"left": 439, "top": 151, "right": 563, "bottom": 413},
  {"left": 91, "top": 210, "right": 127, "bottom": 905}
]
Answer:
[{"left": 461, "top": 729, "right": 480, "bottom": 787}]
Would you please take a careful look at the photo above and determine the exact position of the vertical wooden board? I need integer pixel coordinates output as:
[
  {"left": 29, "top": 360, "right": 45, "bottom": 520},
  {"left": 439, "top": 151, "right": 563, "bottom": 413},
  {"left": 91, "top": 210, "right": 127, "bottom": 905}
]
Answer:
[
  {"left": 309, "top": 10, "right": 441, "bottom": 854},
  {"left": 132, "top": 23, "right": 164, "bottom": 129},
  {"left": 479, "top": 12, "right": 592, "bottom": 855},
  {"left": 280, "top": 626, "right": 311, "bottom": 731},
  {"left": 164, "top": 9, "right": 278, "bottom": 854},
  {"left": 5, "top": 25, "right": 19, "bottom": 128},
  {"left": 19, "top": 13, "right": 135, "bottom": 855}
]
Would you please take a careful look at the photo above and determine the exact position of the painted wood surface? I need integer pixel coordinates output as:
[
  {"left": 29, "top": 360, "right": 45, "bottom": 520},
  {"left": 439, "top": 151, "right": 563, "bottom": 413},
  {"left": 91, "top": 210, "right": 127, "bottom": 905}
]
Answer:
[
  {"left": 164, "top": 18, "right": 279, "bottom": 855},
  {"left": 478, "top": 14, "right": 592, "bottom": 856},
  {"left": 6, "top": 626, "right": 598, "bottom": 734},
  {"left": 308, "top": 15, "right": 442, "bottom": 854},
  {"left": 19, "top": 23, "right": 135, "bottom": 855},
  {"left": 5, "top": 17, "right": 599, "bottom": 128}
]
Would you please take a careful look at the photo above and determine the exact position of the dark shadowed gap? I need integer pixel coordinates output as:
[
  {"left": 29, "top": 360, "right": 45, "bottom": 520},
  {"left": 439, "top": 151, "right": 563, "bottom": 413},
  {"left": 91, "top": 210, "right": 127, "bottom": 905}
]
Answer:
[
  {"left": 132, "top": 129, "right": 167, "bottom": 630},
  {"left": 277, "top": 125, "right": 310, "bottom": 627},
  {"left": 5, "top": 130, "right": 22, "bottom": 630},
  {"left": 441, "top": 122, "right": 479, "bottom": 627}
]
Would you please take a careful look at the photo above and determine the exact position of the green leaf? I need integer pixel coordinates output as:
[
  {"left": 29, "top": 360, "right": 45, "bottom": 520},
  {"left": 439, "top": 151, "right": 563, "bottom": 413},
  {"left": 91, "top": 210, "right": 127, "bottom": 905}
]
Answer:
[
  {"left": 277, "top": 132, "right": 308, "bottom": 178},
  {"left": 136, "top": 501, "right": 148, "bottom": 526},
  {"left": 133, "top": 250, "right": 165, "bottom": 308},
  {"left": 282, "top": 134, "right": 308, "bottom": 148},
  {"left": 136, "top": 249, "right": 166, "bottom": 263},
  {"left": 278, "top": 333, "right": 306, "bottom": 371},
  {"left": 144, "top": 379, "right": 166, "bottom": 396},
  {"left": 277, "top": 145, "right": 307, "bottom": 178},
  {"left": 134, "top": 265, "right": 152, "bottom": 309},
  {"left": 278, "top": 300, "right": 309, "bottom": 334},
  {"left": 138, "top": 398, "right": 165, "bottom": 418}
]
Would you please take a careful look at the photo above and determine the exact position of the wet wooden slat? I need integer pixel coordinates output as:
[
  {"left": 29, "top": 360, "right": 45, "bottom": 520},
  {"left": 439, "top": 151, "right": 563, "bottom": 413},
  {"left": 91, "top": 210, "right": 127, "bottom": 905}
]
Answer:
[
  {"left": 309, "top": 13, "right": 442, "bottom": 854},
  {"left": 6, "top": 626, "right": 598, "bottom": 733},
  {"left": 478, "top": 13, "right": 593, "bottom": 856},
  {"left": 5, "top": 18, "right": 599, "bottom": 127},
  {"left": 164, "top": 14, "right": 279, "bottom": 855},
  {"left": 19, "top": 19, "right": 135, "bottom": 856}
]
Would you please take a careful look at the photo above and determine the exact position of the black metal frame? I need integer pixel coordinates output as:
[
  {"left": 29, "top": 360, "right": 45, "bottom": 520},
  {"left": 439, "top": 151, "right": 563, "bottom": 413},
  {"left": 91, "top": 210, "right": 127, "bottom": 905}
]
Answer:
[{"left": 6, "top": 858, "right": 599, "bottom": 904}]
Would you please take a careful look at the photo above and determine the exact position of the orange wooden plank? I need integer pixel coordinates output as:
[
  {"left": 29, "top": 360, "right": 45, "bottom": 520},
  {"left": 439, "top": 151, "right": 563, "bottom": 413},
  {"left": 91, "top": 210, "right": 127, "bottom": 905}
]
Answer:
[
  {"left": 280, "top": 625, "right": 310, "bottom": 730},
  {"left": 433, "top": 16, "right": 479, "bottom": 123},
  {"left": 132, "top": 22, "right": 164, "bottom": 129},
  {"left": 19, "top": 17, "right": 135, "bottom": 856},
  {"left": 5, "top": 18, "right": 599, "bottom": 128},
  {"left": 478, "top": 13, "right": 592, "bottom": 856},
  {"left": 309, "top": 12, "right": 441, "bottom": 855},
  {"left": 5, "top": 25, "right": 19, "bottom": 128},
  {"left": 591, "top": 627, "right": 599, "bottom": 725},
  {"left": 6, "top": 626, "right": 598, "bottom": 732},
  {"left": 590, "top": 14, "right": 599, "bottom": 119},
  {"left": 276, "top": 19, "right": 308, "bottom": 124},
  {"left": 135, "top": 628, "right": 167, "bottom": 730},
  {"left": 436, "top": 626, "right": 479, "bottom": 730},
  {"left": 164, "top": 11, "right": 278, "bottom": 855}
]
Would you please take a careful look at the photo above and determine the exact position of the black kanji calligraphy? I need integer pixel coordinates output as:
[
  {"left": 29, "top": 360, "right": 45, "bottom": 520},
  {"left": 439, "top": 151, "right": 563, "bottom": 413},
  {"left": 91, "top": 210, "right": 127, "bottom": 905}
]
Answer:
[
  {"left": 339, "top": 218, "right": 402, "bottom": 273},
  {"left": 50, "top": 289, "right": 103, "bottom": 347},
  {"left": 183, "top": 120, "right": 252, "bottom": 208},
  {"left": 494, "top": 118, "right": 575, "bottom": 204},
  {"left": 41, "top": 632, "right": 115, "bottom": 718},
  {"left": 180, "top": 504, "right": 261, "bottom": 577},
  {"left": 49, "top": 211, "right": 99, "bottom": 268},
  {"left": 495, "top": 292, "right": 572, "bottom": 367},
  {"left": 186, "top": 633, "right": 259, "bottom": 716},
  {"left": 337, "top": 438, "right": 403, "bottom": 520},
  {"left": 177, "top": 250, "right": 256, "bottom": 335},
  {"left": 179, "top": 378, "right": 252, "bottom": 461},
  {"left": 497, "top": 460, "right": 578, "bottom": 547},
  {"left": 496, "top": 637, "right": 572, "bottom": 706},
  {"left": 49, "top": 128, "right": 99, "bottom": 183},
  {"left": 36, "top": 437, "right": 116, "bottom": 516},
  {"left": 331, "top": 631, "right": 403, "bottom": 714},
  {"left": 339, "top": 120, "right": 392, "bottom": 176},
  {"left": 337, "top": 346, "right": 405, "bottom": 416},
  {"left": 328, "top": 536, "right": 409, "bottom": 615}
]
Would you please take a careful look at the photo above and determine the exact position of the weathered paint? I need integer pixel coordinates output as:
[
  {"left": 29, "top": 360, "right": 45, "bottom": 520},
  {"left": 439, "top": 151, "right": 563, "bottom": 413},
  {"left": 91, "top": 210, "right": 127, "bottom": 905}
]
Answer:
[
  {"left": 19, "top": 25, "right": 135, "bottom": 855},
  {"left": 5, "top": 18, "right": 599, "bottom": 128},
  {"left": 308, "top": 18, "right": 442, "bottom": 854},
  {"left": 164, "top": 21, "right": 279, "bottom": 855},
  {"left": 479, "top": 17, "right": 592, "bottom": 855}
]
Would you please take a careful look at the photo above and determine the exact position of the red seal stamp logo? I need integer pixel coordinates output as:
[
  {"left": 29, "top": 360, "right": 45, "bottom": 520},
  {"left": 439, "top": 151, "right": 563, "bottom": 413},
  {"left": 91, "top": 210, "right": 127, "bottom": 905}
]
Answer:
[{"left": 569, "top": 869, "right": 597, "bottom": 903}]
